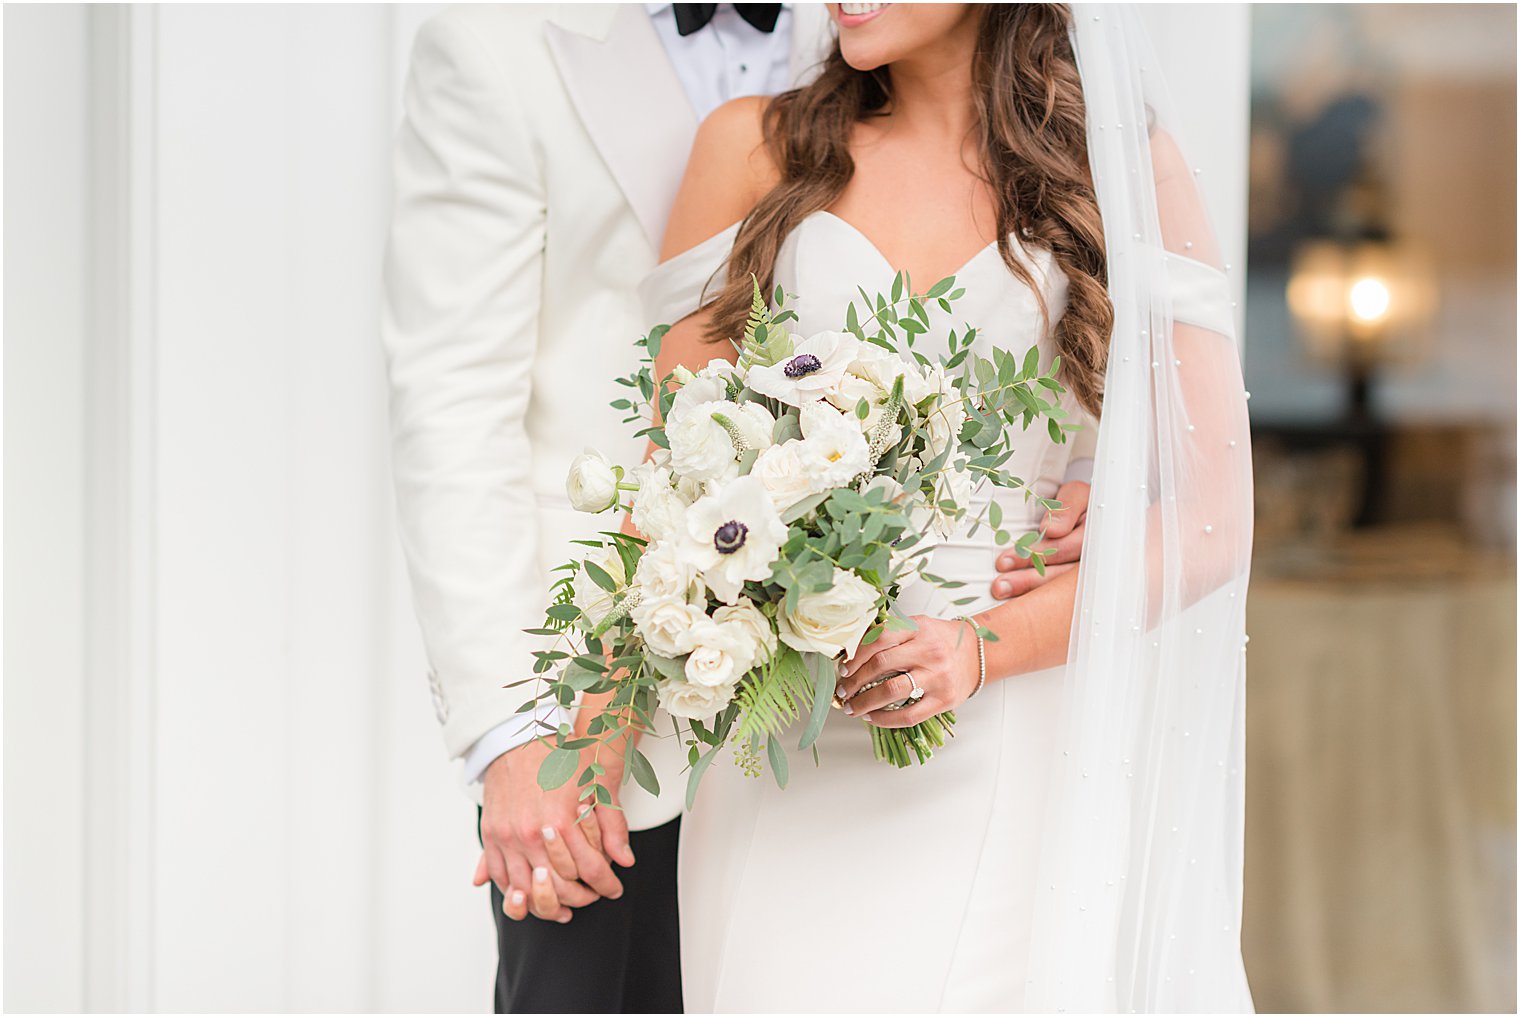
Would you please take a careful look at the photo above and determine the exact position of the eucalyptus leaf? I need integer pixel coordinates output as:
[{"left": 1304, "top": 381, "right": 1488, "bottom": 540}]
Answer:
[
  {"left": 627, "top": 746, "right": 661, "bottom": 797},
  {"left": 537, "top": 747, "right": 580, "bottom": 790}
]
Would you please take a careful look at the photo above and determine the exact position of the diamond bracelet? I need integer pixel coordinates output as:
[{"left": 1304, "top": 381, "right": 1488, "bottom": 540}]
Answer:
[{"left": 956, "top": 615, "right": 987, "bottom": 699}]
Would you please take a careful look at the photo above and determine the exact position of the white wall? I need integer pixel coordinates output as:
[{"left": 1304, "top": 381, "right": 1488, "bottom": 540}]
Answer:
[
  {"left": 4, "top": 5, "right": 91, "bottom": 1011},
  {"left": 3, "top": 4, "right": 1247, "bottom": 1012}
]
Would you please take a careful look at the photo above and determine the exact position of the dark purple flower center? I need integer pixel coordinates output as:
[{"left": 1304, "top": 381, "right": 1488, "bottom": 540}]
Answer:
[
  {"left": 713, "top": 520, "right": 748, "bottom": 555},
  {"left": 783, "top": 353, "right": 823, "bottom": 379}
]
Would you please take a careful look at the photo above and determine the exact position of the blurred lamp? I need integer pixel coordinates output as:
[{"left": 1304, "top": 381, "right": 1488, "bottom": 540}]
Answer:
[{"left": 1287, "top": 238, "right": 1437, "bottom": 369}]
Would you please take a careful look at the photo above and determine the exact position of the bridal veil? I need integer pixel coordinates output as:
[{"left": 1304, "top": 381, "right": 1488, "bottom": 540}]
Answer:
[{"left": 1024, "top": 5, "right": 1255, "bottom": 1011}]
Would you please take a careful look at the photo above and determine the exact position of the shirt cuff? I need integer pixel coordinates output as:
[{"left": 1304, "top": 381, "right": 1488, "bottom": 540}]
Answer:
[
  {"left": 1063, "top": 457, "right": 1094, "bottom": 485},
  {"left": 460, "top": 702, "right": 572, "bottom": 785}
]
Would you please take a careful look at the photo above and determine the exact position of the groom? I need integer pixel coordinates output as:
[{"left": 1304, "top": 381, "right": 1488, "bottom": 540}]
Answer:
[{"left": 381, "top": 4, "right": 1092, "bottom": 1013}]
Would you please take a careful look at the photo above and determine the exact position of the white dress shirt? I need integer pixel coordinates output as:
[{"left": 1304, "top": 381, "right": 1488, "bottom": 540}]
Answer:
[{"left": 460, "top": 5, "right": 795, "bottom": 786}]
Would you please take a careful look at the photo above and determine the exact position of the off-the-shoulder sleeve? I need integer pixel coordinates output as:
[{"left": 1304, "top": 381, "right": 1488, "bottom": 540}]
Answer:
[
  {"left": 638, "top": 221, "right": 740, "bottom": 326},
  {"left": 1165, "top": 251, "right": 1235, "bottom": 336}
]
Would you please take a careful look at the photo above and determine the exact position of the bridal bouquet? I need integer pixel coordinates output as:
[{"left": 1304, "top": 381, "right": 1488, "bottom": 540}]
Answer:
[{"left": 519, "top": 273, "right": 1070, "bottom": 809}]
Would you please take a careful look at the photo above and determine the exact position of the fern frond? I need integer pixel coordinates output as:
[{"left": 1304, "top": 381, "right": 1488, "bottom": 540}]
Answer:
[{"left": 732, "top": 649, "right": 814, "bottom": 746}]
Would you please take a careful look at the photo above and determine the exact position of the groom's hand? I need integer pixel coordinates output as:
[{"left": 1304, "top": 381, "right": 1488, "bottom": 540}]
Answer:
[
  {"left": 990, "top": 480, "right": 1091, "bottom": 599},
  {"left": 474, "top": 739, "right": 625, "bottom": 923}
]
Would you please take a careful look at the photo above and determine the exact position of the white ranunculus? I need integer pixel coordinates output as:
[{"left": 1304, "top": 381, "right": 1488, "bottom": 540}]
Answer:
[
  {"left": 751, "top": 441, "right": 824, "bottom": 514},
  {"left": 721, "top": 400, "right": 777, "bottom": 454},
  {"left": 565, "top": 448, "right": 620, "bottom": 514},
  {"left": 655, "top": 675, "right": 736, "bottom": 721},
  {"left": 630, "top": 464, "right": 689, "bottom": 542},
  {"left": 799, "top": 402, "right": 872, "bottom": 488},
  {"left": 681, "top": 475, "right": 789, "bottom": 604},
  {"left": 681, "top": 617, "right": 751, "bottom": 687},
  {"left": 632, "top": 538, "right": 705, "bottom": 606},
  {"left": 745, "top": 330, "right": 861, "bottom": 408},
  {"left": 666, "top": 399, "right": 739, "bottom": 482},
  {"left": 713, "top": 601, "right": 777, "bottom": 673},
  {"left": 667, "top": 359, "right": 739, "bottom": 420},
  {"left": 572, "top": 543, "right": 627, "bottom": 628},
  {"left": 776, "top": 566, "right": 880, "bottom": 659},
  {"left": 631, "top": 595, "right": 707, "bottom": 658},
  {"left": 667, "top": 399, "right": 773, "bottom": 483}
]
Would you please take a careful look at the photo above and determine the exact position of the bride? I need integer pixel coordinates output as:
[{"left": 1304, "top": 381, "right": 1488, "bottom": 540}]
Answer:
[{"left": 634, "top": 3, "right": 1254, "bottom": 1012}]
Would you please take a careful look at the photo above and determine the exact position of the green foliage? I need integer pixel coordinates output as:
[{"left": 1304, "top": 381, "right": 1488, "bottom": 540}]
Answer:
[{"left": 732, "top": 649, "right": 813, "bottom": 746}]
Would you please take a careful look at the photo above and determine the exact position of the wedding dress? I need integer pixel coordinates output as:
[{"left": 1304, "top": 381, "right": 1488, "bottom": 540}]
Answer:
[{"left": 641, "top": 204, "right": 1237, "bottom": 1012}]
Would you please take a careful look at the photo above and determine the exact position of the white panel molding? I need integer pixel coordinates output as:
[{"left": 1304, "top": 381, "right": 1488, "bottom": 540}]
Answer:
[{"left": 83, "top": 5, "right": 159, "bottom": 1012}]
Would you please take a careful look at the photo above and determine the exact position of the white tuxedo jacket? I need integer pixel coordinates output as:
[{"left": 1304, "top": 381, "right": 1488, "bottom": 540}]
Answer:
[{"left": 381, "top": 4, "right": 831, "bottom": 829}]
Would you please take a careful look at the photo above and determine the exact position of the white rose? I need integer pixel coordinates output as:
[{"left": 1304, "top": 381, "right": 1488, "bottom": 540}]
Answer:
[
  {"left": 825, "top": 371, "right": 887, "bottom": 431},
  {"left": 777, "top": 566, "right": 880, "bottom": 659},
  {"left": 572, "top": 543, "right": 627, "bottom": 628},
  {"left": 633, "top": 539, "right": 705, "bottom": 605},
  {"left": 848, "top": 342, "right": 932, "bottom": 406},
  {"left": 656, "top": 676, "right": 736, "bottom": 721},
  {"left": 682, "top": 617, "right": 750, "bottom": 687},
  {"left": 713, "top": 601, "right": 777, "bottom": 672},
  {"left": 751, "top": 441, "right": 824, "bottom": 513},
  {"left": 631, "top": 596, "right": 707, "bottom": 658},
  {"left": 565, "top": 448, "right": 620, "bottom": 514},
  {"left": 930, "top": 464, "right": 976, "bottom": 538},
  {"left": 630, "top": 464, "right": 689, "bottom": 542},
  {"left": 921, "top": 365, "right": 968, "bottom": 460}
]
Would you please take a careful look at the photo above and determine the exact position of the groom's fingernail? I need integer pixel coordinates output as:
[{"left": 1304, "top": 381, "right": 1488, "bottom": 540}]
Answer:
[
  {"left": 533, "top": 867, "right": 549, "bottom": 884},
  {"left": 556, "top": 914, "right": 572, "bottom": 924},
  {"left": 541, "top": 825, "right": 557, "bottom": 842}
]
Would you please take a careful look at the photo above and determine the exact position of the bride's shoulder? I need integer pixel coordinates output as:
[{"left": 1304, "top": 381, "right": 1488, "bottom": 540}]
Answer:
[{"left": 661, "top": 96, "right": 780, "bottom": 261}]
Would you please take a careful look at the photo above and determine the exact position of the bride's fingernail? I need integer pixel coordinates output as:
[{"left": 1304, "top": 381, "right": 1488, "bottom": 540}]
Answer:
[
  {"left": 842, "top": 703, "right": 854, "bottom": 716},
  {"left": 541, "top": 825, "right": 557, "bottom": 842},
  {"left": 533, "top": 867, "right": 549, "bottom": 884},
  {"left": 836, "top": 661, "right": 849, "bottom": 676},
  {"left": 556, "top": 914, "right": 572, "bottom": 924},
  {"left": 510, "top": 890, "right": 526, "bottom": 908},
  {"left": 835, "top": 683, "right": 846, "bottom": 699}
]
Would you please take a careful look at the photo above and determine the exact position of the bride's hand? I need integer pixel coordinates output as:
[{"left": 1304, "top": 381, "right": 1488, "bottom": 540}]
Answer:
[{"left": 835, "top": 617, "right": 981, "bottom": 727}]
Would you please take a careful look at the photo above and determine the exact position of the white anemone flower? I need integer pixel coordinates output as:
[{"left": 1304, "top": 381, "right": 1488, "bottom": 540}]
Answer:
[
  {"left": 681, "top": 475, "right": 789, "bottom": 604},
  {"left": 745, "top": 330, "right": 861, "bottom": 407}
]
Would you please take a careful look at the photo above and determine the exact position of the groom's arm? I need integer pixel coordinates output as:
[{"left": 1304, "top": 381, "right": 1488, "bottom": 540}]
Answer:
[
  {"left": 381, "top": 14, "right": 625, "bottom": 919},
  {"left": 382, "top": 12, "right": 561, "bottom": 790}
]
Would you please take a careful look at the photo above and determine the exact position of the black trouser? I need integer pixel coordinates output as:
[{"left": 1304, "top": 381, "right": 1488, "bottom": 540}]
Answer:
[{"left": 476, "top": 808, "right": 683, "bottom": 1014}]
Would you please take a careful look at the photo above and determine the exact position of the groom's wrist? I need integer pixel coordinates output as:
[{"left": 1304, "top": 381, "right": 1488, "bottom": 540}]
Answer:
[{"left": 461, "top": 704, "right": 573, "bottom": 784}]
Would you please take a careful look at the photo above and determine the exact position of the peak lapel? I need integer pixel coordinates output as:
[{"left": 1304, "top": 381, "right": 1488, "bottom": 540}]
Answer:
[{"left": 545, "top": 7, "right": 698, "bottom": 250}]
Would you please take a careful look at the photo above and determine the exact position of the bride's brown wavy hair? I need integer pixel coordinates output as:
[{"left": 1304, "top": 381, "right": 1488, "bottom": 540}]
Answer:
[{"left": 706, "top": 3, "right": 1112, "bottom": 415}]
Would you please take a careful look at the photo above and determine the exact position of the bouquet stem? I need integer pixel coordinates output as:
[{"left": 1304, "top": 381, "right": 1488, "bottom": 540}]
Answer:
[{"left": 869, "top": 711, "right": 956, "bottom": 767}]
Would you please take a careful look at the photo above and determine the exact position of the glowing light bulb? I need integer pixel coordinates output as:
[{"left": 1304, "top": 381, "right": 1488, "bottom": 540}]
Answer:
[{"left": 1348, "top": 276, "right": 1391, "bottom": 324}]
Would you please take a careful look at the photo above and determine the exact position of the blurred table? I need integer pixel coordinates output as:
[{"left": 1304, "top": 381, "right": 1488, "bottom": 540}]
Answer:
[{"left": 1242, "top": 526, "right": 1516, "bottom": 1012}]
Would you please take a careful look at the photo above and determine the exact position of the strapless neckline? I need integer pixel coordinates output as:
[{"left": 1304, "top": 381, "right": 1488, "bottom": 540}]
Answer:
[{"left": 802, "top": 209, "right": 1017, "bottom": 286}]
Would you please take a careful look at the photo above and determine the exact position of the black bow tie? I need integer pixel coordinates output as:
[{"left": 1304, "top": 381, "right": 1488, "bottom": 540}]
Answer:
[{"left": 673, "top": 4, "right": 783, "bottom": 37}]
